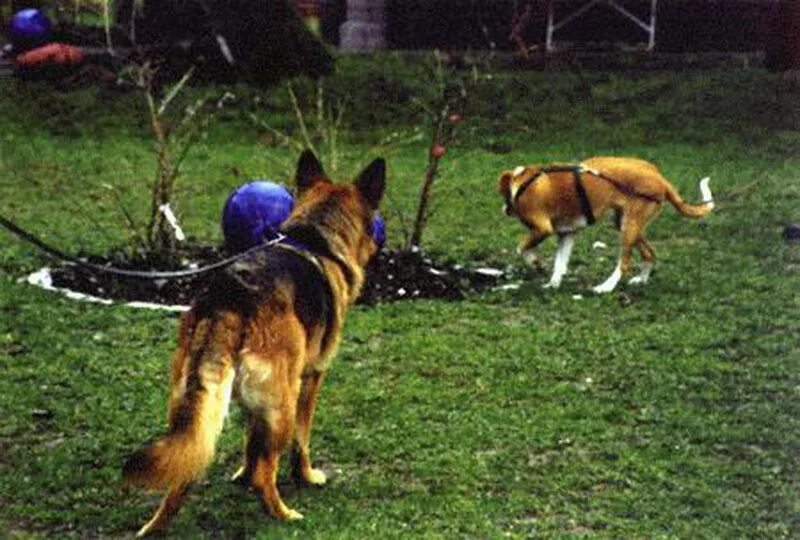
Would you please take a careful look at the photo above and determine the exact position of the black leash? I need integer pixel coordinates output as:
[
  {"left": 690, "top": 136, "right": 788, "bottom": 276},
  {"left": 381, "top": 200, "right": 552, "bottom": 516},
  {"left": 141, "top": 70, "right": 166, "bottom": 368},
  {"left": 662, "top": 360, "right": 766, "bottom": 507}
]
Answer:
[{"left": 0, "top": 213, "right": 284, "bottom": 280}]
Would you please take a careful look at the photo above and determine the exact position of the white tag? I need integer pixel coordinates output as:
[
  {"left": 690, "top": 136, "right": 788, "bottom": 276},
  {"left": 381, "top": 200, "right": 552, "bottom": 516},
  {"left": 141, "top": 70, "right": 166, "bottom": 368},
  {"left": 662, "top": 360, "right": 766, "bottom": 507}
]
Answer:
[
  {"left": 216, "top": 34, "right": 235, "bottom": 65},
  {"left": 159, "top": 203, "right": 186, "bottom": 242}
]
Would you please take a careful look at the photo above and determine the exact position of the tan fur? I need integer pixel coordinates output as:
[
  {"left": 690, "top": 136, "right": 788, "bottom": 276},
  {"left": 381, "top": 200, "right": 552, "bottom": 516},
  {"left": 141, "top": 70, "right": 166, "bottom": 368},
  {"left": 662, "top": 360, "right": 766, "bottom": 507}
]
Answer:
[
  {"left": 497, "top": 156, "right": 713, "bottom": 292},
  {"left": 122, "top": 151, "right": 386, "bottom": 535}
]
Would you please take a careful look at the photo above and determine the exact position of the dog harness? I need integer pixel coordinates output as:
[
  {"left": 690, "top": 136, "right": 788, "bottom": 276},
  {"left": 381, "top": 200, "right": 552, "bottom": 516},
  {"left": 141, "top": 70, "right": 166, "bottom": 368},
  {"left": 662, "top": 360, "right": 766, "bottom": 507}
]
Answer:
[
  {"left": 280, "top": 223, "right": 356, "bottom": 288},
  {"left": 511, "top": 165, "right": 596, "bottom": 225},
  {"left": 219, "top": 237, "right": 339, "bottom": 356},
  {"left": 511, "top": 164, "right": 664, "bottom": 225}
]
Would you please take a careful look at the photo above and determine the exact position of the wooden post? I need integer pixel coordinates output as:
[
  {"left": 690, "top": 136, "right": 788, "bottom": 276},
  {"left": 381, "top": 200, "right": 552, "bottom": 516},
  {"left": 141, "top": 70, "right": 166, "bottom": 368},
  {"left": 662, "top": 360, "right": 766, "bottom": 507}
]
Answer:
[{"left": 339, "top": 0, "right": 385, "bottom": 53}]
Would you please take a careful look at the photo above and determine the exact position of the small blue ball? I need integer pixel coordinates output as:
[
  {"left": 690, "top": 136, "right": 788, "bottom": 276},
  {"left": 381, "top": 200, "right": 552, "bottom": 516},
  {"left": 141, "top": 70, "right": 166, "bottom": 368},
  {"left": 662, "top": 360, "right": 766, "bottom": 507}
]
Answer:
[
  {"left": 222, "top": 180, "right": 295, "bottom": 252},
  {"left": 9, "top": 9, "right": 51, "bottom": 47},
  {"left": 372, "top": 213, "right": 386, "bottom": 248}
]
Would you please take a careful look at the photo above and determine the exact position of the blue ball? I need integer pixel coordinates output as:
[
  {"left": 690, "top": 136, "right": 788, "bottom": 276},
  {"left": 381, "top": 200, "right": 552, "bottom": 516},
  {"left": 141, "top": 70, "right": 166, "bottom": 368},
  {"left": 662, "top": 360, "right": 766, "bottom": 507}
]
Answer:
[
  {"left": 372, "top": 213, "right": 386, "bottom": 248},
  {"left": 222, "top": 181, "right": 295, "bottom": 252},
  {"left": 9, "top": 9, "right": 51, "bottom": 47}
]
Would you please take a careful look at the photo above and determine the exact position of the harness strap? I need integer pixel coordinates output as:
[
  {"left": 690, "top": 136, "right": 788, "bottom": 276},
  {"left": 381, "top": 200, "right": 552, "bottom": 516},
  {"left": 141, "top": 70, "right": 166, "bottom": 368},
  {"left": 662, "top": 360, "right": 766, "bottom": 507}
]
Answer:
[
  {"left": 245, "top": 240, "right": 339, "bottom": 356},
  {"left": 510, "top": 164, "right": 663, "bottom": 221},
  {"left": 512, "top": 165, "right": 595, "bottom": 224},
  {"left": 280, "top": 223, "right": 356, "bottom": 288},
  {"left": 582, "top": 166, "right": 663, "bottom": 203},
  {"left": 512, "top": 165, "right": 581, "bottom": 207},
  {"left": 572, "top": 167, "right": 596, "bottom": 225}
]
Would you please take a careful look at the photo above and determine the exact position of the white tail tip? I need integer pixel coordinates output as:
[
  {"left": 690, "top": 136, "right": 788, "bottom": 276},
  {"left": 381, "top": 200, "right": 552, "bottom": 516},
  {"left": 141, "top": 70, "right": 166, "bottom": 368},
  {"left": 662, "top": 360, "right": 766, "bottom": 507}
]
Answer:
[{"left": 698, "top": 177, "right": 714, "bottom": 210}]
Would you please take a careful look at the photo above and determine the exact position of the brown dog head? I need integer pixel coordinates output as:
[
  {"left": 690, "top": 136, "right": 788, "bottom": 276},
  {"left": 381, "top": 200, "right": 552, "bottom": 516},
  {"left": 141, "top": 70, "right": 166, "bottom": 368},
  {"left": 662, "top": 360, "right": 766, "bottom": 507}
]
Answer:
[
  {"left": 284, "top": 150, "right": 386, "bottom": 274},
  {"left": 497, "top": 170, "right": 515, "bottom": 216},
  {"left": 498, "top": 166, "right": 533, "bottom": 217}
]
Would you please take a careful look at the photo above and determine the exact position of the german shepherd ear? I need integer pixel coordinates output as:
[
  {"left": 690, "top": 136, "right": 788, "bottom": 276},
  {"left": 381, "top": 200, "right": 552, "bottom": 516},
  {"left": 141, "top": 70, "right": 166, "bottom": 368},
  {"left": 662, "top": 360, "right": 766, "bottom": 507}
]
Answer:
[
  {"left": 355, "top": 158, "right": 386, "bottom": 210},
  {"left": 296, "top": 149, "right": 326, "bottom": 193}
]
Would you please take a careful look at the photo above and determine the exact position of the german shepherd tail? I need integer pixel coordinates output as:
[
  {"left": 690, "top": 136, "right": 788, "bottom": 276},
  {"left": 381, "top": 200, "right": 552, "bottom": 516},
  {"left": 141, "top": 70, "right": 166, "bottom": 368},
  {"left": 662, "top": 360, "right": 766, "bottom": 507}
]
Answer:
[
  {"left": 665, "top": 176, "right": 714, "bottom": 218},
  {"left": 123, "top": 311, "right": 239, "bottom": 491}
]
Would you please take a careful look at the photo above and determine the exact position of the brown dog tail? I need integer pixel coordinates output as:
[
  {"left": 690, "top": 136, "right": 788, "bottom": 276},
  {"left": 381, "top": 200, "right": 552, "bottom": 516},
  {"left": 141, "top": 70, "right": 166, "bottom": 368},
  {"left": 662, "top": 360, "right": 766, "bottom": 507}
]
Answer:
[
  {"left": 122, "top": 311, "right": 240, "bottom": 491},
  {"left": 665, "top": 177, "right": 714, "bottom": 218}
]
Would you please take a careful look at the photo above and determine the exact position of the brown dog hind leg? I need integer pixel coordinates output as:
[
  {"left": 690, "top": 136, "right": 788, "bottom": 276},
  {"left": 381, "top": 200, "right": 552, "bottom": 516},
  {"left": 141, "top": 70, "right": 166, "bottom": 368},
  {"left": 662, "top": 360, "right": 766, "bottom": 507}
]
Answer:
[
  {"left": 627, "top": 203, "right": 661, "bottom": 286},
  {"left": 593, "top": 213, "right": 641, "bottom": 293},
  {"left": 629, "top": 235, "right": 656, "bottom": 285}
]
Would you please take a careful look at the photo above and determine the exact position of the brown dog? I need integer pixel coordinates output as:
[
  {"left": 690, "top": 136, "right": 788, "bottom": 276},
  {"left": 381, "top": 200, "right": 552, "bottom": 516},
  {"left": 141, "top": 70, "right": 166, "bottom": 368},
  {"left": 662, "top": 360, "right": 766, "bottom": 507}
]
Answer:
[
  {"left": 497, "top": 157, "right": 713, "bottom": 293},
  {"left": 122, "top": 150, "right": 386, "bottom": 535}
]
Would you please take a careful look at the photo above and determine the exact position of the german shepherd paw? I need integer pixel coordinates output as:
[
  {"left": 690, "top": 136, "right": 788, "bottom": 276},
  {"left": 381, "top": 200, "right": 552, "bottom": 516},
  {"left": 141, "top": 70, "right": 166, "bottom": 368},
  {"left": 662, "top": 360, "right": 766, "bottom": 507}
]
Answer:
[
  {"left": 304, "top": 468, "right": 327, "bottom": 486},
  {"left": 282, "top": 508, "right": 304, "bottom": 521},
  {"left": 136, "top": 520, "right": 165, "bottom": 538},
  {"left": 295, "top": 466, "right": 327, "bottom": 486}
]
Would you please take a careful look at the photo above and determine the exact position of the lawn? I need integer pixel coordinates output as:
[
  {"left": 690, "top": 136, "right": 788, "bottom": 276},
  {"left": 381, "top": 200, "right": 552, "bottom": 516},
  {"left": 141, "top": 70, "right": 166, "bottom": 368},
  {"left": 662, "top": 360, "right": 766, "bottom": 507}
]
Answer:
[{"left": 1, "top": 54, "right": 798, "bottom": 538}]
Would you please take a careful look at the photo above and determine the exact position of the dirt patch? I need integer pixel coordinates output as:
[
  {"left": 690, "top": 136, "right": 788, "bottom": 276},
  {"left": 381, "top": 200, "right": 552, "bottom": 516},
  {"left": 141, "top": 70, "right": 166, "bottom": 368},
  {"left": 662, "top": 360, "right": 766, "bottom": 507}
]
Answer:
[{"left": 47, "top": 245, "right": 506, "bottom": 307}]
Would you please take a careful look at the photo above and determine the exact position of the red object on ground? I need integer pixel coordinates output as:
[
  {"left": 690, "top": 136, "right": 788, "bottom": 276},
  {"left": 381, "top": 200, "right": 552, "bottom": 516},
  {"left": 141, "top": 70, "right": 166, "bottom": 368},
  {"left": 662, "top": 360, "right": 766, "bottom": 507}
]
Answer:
[
  {"left": 431, "top": 144, "right": 446, "bottom": 158},
  {"left": 15, "top": 43, "right": 86, "bottom": 67},
  {"left": 293, "top": 0, "right": 319, "bottom": 17}
]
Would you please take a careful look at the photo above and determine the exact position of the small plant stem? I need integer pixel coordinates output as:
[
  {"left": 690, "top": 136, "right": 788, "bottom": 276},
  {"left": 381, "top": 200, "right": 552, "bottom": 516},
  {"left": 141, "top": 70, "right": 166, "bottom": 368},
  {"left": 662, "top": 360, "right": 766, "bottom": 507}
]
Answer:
[
  {"left": 142, "top": 70, "right": 177, "bottom": 255},
  {"left": 288, "top": 84, "right": 318, "bottom": 157},
  {"left": 409, "top": 153, "right": 441, "bottom": 249},
  {"left": 105, "top": 185, "right": 146, "bottom": 248},
  {"left": 409, "top": 100, "right": 450, "bottom": 249}
]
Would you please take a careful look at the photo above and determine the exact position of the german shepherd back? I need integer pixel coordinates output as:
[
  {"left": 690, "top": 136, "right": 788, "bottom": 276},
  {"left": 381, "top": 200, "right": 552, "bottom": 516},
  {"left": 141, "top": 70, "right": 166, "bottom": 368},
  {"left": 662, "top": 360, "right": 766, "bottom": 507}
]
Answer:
[{"left": 123, "top": 150, "right": 386, "bottom": 536}]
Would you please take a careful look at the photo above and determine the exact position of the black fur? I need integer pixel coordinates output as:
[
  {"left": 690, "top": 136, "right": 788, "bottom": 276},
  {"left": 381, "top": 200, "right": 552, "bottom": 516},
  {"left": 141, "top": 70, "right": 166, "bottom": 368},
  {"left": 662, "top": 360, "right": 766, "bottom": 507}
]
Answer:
[
  {"left": 122, "top": 447, "right": 156, "bottom": 480},
  {"left": 281, "top": 222, "right": 356, "bottom": 288}
]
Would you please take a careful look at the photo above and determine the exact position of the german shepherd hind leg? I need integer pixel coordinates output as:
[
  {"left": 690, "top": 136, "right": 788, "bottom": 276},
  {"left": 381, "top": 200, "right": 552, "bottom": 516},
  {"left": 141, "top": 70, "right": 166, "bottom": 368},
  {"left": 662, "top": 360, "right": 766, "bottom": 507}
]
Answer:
[
  {"left": 291, "top": 370, "right": 328, "bottom": 486},
  {"left": 235, "top": 318, "right": 306, "bottom": 521}
]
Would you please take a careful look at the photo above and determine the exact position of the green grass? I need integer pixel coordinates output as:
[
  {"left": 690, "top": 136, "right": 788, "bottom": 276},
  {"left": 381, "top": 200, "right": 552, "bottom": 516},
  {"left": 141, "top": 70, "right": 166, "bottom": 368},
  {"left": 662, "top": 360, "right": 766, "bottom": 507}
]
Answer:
[{"left": 1, "top": 55, "right": 799, "bottom": 538}]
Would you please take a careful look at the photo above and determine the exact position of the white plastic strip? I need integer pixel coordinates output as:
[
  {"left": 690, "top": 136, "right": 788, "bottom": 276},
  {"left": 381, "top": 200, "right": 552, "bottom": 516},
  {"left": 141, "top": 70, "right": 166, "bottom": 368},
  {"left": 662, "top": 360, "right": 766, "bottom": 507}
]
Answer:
[{"left": 23, "top": 267, "right": 190, "bottom": 312}]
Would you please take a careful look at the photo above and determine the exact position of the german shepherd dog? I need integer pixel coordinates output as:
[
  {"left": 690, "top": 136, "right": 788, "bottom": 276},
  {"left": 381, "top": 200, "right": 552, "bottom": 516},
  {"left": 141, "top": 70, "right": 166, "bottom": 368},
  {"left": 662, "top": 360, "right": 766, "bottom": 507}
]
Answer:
[
  {"left": 497, "top": 157, "right": 714, "bottom": 293},
  {"left": 122, "top": 150, "right": 386, "bottom": 536}
]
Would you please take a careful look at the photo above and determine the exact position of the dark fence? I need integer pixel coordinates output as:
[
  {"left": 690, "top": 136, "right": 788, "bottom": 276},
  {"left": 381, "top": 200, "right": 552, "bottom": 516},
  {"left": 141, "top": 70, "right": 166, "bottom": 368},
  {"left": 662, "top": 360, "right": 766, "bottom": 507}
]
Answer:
[{"left": 322, "top": 0, "right": 779, "bottom": 52}]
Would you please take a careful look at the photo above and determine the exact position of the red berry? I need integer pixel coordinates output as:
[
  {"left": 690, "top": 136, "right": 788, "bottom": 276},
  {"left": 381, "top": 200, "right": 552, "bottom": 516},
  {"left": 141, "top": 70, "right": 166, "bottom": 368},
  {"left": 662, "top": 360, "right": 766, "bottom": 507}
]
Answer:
[{"left": 431, "top": 144, "right": 446, "bottom": 158}]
